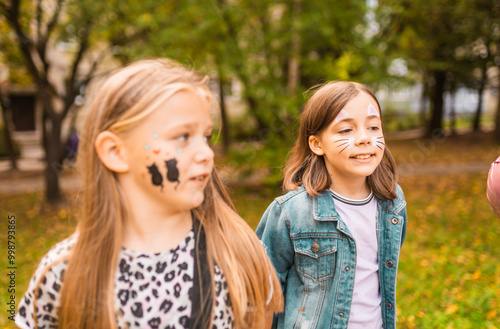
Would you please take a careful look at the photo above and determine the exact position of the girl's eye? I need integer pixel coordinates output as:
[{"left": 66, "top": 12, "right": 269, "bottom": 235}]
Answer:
[
  {"left": 369, "top": 126, "right": 380, "bottom": 131},
  {"left": 204, "top": 134, "right": 213, "bottom": 143},
  {"left": 339, "top": 129, "right": 352, "bottom": 135},
  {"left": 177, "top": 134, "right": 188, "bottom": 142}
]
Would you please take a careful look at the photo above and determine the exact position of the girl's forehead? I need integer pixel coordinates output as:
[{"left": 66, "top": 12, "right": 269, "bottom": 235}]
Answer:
[
  {"left": 133, "top": 91, "right": 213, "bottom": 132},
  {"left": 334, "top": 98, "right": 380, "bottom": 123},
  {"left": 343, "top": 92, "right": 378, "bottom": 110}
]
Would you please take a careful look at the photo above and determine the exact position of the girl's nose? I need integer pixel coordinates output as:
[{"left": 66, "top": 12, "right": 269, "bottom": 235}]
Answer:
[
  {"left": 356, "top": 135, "right": 372, "bottom": 145},
  {"left": 194, "top": 140, "right": 214, "bottom": 163}
]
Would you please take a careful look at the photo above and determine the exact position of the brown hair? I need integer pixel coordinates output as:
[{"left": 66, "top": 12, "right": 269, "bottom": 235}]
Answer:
[
  {"left": 283, "top": 81, "right": 398, "bottom": 200},
  {"left": 33, "top": 59, "right": 283, "bottom": 328}
]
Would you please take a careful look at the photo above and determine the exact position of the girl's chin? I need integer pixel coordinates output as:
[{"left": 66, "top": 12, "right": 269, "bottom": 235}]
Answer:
[{"left": 187, "top": 193, "right": 205, "bottom": 209}]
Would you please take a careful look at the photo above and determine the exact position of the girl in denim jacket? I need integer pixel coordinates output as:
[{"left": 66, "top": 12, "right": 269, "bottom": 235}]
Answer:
[{"left": 257, "top": 81, "right": 407, "bottom": 329}]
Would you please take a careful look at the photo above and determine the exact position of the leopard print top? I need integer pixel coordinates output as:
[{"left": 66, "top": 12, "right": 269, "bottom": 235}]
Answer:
[{"left": 15, "top": 228, "right": 233, "bottom": 329}]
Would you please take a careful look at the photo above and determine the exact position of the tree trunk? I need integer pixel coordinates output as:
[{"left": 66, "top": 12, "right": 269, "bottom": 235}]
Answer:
[
  {"left": 246, "top": 95, "right": 267, "bottom": 135},
  {"left": 427, "top": 70, "right": 446, "bottom": 138},
  {"left": 419, "top": 78, "right": 428, "bottom": 127},
  {"left": 472, "top": 65, "right": 487, "bottom": 132},
  {"left": 449, "top": 87, "right": 457, "bottom": 136},
  {"left": 0, "top": 92, "right": 18, "bottom": 170},
  {"left": 45, "top": 114, "right": 63, "bottom": 201},
  {"left": 287, "top": 0, "right": 302, "bottom": 95},
  {"left": 217, "top": 71, "right": 230, "bottom": 154}
]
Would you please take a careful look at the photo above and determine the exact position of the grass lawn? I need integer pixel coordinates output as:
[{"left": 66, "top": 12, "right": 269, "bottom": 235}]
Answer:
[{"left": 1, "top": 132, "right": 500, "bottom": 328}]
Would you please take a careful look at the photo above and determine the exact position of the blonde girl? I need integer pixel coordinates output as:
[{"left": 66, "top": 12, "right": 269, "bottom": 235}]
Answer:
[
  {"left": 256, "top": 81, "right": 407, "bottom": 329},
  {"left": 16, "top": 59, "right": 283, "bottom": 329}
]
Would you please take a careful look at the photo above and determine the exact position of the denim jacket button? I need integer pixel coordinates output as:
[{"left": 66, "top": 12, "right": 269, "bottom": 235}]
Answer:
[
  {"left": 386, "top": 303, "right": 393, "bottom": 310},
  {"left": 339, "top": 312, "right": 345, "bottom": 317},
  {"left": 386, "top": 260, "right": 394, "bottom": 268},
  {"left": 311, "top": 239, "right": 320, "bottom": 253},
  {"left": 345, "top": 266, "right": 350, "bottom": 272},
  {"left": 391, "top": 218, "right": 399, "bottom": 224}
]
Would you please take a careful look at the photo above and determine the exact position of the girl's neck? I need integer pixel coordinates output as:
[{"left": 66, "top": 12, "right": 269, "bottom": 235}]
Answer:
[
  {"left": 122, "top": 202, "right": 193, "bottom": 254},
  {"left": 329, "top": 177, "right": 371, "bottom": 200}
]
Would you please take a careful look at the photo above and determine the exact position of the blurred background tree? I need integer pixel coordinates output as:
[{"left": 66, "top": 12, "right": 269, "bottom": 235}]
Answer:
[
  {"left": 0, "top": 11, "right": 33, "bottom": 171},
  {"left": 0, "top": 0, "right": 109, "bottom": 200},
  {"left": 377, "top": 0, "right": 500, "bottom": 138}
]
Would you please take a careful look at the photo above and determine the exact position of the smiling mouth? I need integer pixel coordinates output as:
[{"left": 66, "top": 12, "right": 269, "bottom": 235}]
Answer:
[
  {"left": 350, "top": 154, "right": 373, "bottom": 160},
  {"left": 191, "top": 174, "right": 209, "bottom": 181}
]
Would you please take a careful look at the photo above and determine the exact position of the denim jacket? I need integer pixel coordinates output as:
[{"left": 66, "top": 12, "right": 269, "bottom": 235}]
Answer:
[{"left": 256, "top": 185, "right": 407, "bottom": 329}]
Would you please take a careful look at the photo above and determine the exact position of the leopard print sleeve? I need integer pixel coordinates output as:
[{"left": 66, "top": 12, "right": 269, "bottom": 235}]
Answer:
[{"left": 15, "top": 236, "right": 75, "bottom": 329}]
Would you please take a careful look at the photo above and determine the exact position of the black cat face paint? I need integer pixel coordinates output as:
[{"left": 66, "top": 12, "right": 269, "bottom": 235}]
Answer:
[
  {"left": 147, "top": 163, "right": 164, "bottom": 191},
  {"left": 165, "top": 158, "right": 180, "bottom": 188}
]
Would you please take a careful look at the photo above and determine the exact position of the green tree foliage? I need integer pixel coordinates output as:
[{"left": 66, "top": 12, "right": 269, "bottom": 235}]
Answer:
[{"left": 109, "top": 0, "right": 374, "bottom": 143}]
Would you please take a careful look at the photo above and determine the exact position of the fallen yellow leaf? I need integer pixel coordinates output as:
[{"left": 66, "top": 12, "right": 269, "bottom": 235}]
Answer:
[
  {"left": 445, "top": 304, "right": 458, "bottom": 314},
  {"left": 486, "top": 309, "right": 497, "bottom": 320},
  {"left": 58, "top": 208, "right": 68, "bottom": 219}
]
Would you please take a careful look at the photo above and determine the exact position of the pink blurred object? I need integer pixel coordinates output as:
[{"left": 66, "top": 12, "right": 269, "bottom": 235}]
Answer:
[{"left": 487, "top": 156, "right": 500, "bottom": 218}]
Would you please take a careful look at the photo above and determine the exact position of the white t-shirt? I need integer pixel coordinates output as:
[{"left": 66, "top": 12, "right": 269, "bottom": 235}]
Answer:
[{"left": 330, "top": 189, "right": 382, "bottom": 329}]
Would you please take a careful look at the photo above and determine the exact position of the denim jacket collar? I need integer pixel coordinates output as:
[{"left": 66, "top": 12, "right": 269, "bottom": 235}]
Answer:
[{"left": 312, "top": 186, "right": 406, "bottom": 221}]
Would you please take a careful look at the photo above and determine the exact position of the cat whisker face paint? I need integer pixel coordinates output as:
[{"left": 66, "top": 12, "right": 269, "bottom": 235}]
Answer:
[
  {"left": 335, "top": 138, "right": 355, "bottom": 153},
  {"left": 372, "top": 136, "right": 385, "bottom": 150}
]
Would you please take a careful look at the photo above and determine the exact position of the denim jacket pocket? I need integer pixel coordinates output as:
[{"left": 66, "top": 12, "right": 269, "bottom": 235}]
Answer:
[{"left": 293, "top": 235, "right": 337, "bottom": 282}]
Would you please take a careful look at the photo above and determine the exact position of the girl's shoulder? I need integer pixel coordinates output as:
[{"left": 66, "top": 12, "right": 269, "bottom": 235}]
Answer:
[
  {"left": 27, "top": 234, "right": 77, "bottom": 288},
  {"left": 376, "top": 183, "right": 406, "bottom": 215},
  {"left": 260, "top": 185, "right": 318, "bottom": 226},
  {"left": 275, "top": 185, "right": 309, "bottom": 205},
  {"left": 395, "top": 183, "right": 405, "bottom": 198},
  {"left": 15, "top": 236, "right": 76, "bottom": 329},
  {"left": 391, "top": 183, "right": 406, "bottom": 205},
  {"left": 39, "top": 234, "right": 77, "bottom": 266}
]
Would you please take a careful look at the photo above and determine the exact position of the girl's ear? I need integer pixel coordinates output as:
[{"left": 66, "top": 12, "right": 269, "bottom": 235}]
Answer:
[
  {"left": 95, "top": 131, "right": 129, "bottom": 173},
  {"left": 308, "top": 135, "right": 325, "bottom": 156}
]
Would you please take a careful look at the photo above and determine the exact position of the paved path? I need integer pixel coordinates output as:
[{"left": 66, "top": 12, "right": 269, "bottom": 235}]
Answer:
[
  {"left": 0, "top": 169, "right": 82, "bottom": 194},
  {"left": 0, "top": 132, "right": 83, "bottom": 194}
]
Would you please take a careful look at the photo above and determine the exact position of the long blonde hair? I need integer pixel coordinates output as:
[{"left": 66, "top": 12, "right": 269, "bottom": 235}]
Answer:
[
  {"left": 283, "top": 81, "right": 398, "bottom": 200},
  {"left": 35, "top": 59, "right": 283, "bottom": 328}
]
